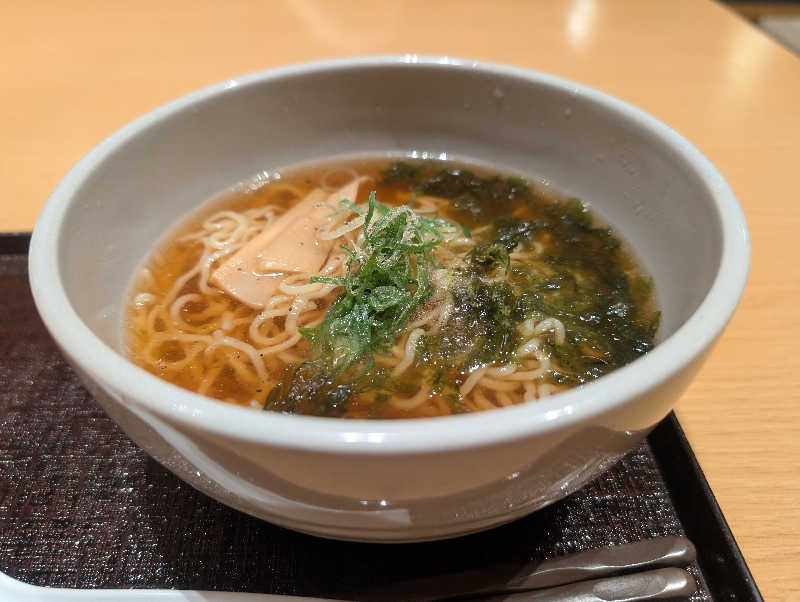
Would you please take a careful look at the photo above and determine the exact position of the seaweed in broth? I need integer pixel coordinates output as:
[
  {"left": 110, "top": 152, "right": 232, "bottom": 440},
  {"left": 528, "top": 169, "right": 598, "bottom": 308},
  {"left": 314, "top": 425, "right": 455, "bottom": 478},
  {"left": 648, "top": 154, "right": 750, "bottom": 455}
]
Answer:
[{"left": 125, "top": 159, "right": 659, "bottom": 419}]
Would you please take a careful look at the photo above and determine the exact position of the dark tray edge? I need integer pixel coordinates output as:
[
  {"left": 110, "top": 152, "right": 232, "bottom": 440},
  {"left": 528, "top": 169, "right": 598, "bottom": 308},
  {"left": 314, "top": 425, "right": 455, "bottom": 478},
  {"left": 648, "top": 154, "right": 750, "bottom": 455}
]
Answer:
[
  {"left": 0, "top": 232, "right": 31, "bottom": 255},
  {"left": 4, "top": 232, "right": 762, "bottom": 599},
  {"left": 650, "top": 413, "right": 763, "bottom": 601}
]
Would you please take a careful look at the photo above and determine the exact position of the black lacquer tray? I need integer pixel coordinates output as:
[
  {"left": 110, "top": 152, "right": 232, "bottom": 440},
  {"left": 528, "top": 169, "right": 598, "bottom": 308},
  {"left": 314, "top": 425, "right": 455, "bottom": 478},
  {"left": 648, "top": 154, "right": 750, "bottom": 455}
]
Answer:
[{"left": 0, "top": 234, "right": 761, "bottom": 601}]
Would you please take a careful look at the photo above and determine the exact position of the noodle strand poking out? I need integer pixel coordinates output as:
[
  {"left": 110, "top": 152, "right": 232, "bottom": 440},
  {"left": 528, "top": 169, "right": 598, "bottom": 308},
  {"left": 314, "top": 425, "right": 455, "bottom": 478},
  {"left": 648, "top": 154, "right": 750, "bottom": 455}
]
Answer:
[
  {"left": 391, "top": 328, "right": 425, "bottom": 378},
  {"left": 126, "top": 159, "right": 659, "bottom": 418}
]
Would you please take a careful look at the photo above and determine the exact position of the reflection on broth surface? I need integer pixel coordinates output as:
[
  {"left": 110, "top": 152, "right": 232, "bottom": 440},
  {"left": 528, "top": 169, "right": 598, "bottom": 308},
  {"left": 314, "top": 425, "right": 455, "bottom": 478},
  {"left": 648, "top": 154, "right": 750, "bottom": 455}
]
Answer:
[{"left": 125, "top": 159, "right": 659, "bottom": 418}]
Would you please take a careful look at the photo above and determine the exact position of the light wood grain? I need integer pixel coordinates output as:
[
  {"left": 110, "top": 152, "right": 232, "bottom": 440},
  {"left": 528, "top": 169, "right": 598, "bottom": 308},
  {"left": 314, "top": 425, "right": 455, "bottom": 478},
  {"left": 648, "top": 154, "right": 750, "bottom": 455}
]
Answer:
[{"left": 2, "top": 1, "right": 798, "bottom": 597}]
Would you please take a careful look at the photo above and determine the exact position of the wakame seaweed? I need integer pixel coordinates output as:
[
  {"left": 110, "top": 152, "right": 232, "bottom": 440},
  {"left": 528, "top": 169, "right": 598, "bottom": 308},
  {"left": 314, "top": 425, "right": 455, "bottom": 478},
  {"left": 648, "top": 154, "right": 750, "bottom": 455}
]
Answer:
[
  {"left": 418, "top": 277, "right": 520, "bottom": 375},
  {"left": 265, "top": 161, "right": 658, "bottom": 416},
  {"left": 381, "top": 161, "right": 534, "bottom": 225},
  {"left": 264, "top": 362, "right": 355, "bottom": 417},
  {"left": 466, "top": 218, "right": 538, "bottom": 275},
  {"left": 381, "top": 161, "right": 422, "bottom": 185}
]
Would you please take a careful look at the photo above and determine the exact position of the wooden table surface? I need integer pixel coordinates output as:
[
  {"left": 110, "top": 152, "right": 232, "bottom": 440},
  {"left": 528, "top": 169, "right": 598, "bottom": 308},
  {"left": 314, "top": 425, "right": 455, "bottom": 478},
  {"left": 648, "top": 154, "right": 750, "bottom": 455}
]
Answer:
[{"left": 2, "top": 0, "right": 797, "bottom": 597}]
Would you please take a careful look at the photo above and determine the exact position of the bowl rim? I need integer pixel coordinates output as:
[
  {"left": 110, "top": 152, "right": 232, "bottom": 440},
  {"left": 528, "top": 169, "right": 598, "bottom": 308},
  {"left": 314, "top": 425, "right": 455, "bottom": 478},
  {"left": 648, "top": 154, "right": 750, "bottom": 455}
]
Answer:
[{"left": 29, "top": 55, "right": 750, "bottom": 454}]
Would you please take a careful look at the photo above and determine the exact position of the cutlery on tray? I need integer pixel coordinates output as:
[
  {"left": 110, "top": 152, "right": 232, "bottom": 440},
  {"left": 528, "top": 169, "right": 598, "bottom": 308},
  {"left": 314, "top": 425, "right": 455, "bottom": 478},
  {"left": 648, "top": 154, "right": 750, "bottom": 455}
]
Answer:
[
  {"left": 355, "top": 535, "right": 696, "bottom": 600},
  {"left": 0, "top": 536, "right": 696, "bottom": 601}
]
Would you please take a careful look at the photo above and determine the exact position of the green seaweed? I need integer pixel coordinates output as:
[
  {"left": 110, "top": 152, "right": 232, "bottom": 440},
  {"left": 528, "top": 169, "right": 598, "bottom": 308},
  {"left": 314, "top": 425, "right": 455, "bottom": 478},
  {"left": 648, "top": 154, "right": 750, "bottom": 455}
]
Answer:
[{"left": 263, "top": 162, "right": 659, "bottom": 417}]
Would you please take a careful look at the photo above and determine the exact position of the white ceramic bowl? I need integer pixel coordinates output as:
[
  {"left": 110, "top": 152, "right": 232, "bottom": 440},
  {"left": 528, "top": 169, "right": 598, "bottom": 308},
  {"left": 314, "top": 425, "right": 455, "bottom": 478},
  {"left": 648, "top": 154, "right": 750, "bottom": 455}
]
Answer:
[{"left": 29, "top": 56, "right": 749, "bottom": 542}]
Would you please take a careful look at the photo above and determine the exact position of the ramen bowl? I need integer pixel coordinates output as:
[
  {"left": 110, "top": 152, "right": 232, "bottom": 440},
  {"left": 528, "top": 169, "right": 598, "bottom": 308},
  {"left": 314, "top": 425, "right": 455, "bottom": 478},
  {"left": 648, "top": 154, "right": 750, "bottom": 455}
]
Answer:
[{"left": 29, "top": 56, "right": 749, "bottom": 541}]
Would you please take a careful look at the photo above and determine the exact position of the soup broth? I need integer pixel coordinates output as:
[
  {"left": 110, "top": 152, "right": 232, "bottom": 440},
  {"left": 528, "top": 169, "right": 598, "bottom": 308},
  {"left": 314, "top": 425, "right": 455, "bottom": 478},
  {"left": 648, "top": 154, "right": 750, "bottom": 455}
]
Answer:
[{"left": 125, "top": 159, "right": 659, "bottom": 418}]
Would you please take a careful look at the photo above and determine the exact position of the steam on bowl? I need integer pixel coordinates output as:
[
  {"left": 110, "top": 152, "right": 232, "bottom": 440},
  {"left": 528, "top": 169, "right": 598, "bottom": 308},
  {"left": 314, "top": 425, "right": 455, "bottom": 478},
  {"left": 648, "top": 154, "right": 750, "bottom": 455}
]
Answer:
[{"left": 29, "top": 56, "right": 749, "bottom": 541}]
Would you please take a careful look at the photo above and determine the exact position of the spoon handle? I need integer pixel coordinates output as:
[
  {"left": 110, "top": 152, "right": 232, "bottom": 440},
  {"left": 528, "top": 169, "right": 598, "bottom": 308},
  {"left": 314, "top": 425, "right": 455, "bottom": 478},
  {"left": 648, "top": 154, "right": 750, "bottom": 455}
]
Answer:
[
  {"left": 479, "top": 567, "right": 696, "bottom": 601},
  {"left": 509, "top": 535, "right": 696, "bottom": 590}
]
